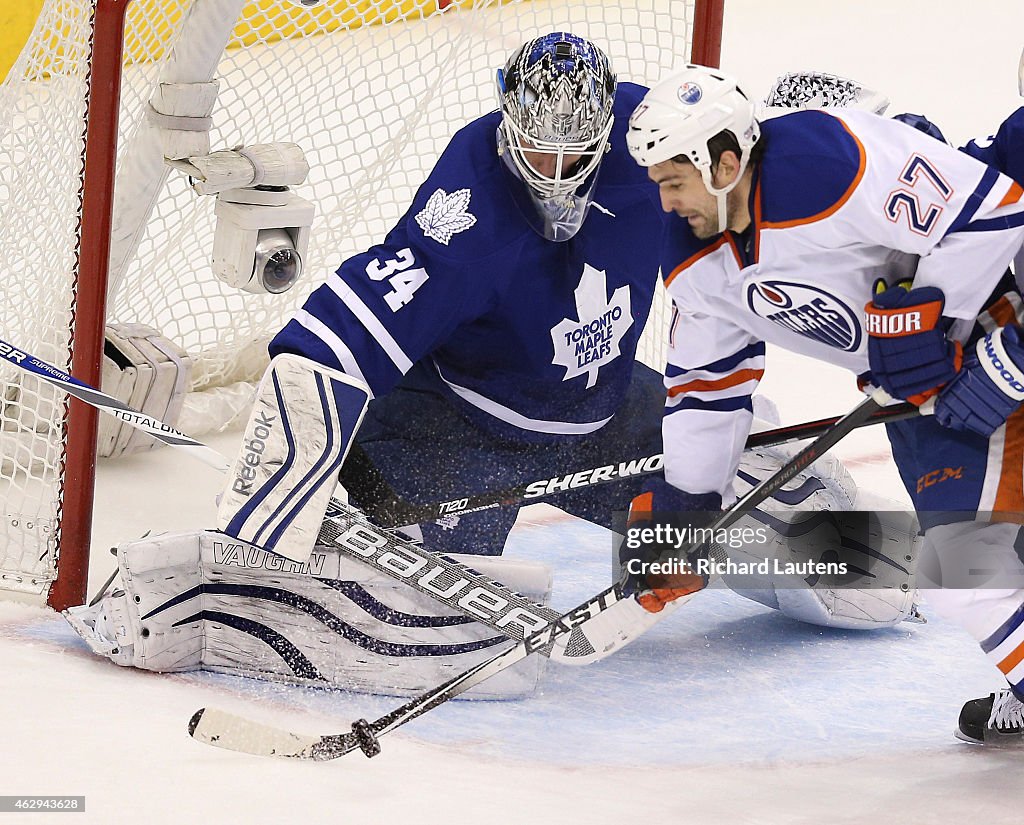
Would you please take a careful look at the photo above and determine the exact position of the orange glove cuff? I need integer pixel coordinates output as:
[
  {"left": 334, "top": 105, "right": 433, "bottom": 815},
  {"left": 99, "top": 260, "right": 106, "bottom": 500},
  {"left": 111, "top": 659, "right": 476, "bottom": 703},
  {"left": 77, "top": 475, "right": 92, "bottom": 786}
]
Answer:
[{"left": 865, "top": 299, "right": 943, "bottom": 338}]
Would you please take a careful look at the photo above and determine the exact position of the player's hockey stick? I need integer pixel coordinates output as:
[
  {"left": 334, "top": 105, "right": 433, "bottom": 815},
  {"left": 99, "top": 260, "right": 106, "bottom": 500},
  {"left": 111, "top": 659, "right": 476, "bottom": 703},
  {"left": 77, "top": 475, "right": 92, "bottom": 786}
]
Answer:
[
  {"left": 188, "top": 582, "right": 657, "bottom": 759},
  {"left": 187, "top": 389, "right": 896, "bottom": 761},
  {"left": 0, "top": 338, "right": 598, "bottom": 661},
  {"left": 343, "top": 400, "right": 921, "bottom": 527}
]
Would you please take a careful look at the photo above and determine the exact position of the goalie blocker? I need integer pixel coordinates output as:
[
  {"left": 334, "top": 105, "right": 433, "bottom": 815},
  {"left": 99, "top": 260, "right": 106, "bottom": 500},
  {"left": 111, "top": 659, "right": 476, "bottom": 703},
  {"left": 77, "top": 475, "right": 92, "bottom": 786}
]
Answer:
[
  {"left": 99, "top": 323, "right": 193, "bottom": 458},
  {"left": 65, "top": 530, "right": 552, "bottom": 699}
]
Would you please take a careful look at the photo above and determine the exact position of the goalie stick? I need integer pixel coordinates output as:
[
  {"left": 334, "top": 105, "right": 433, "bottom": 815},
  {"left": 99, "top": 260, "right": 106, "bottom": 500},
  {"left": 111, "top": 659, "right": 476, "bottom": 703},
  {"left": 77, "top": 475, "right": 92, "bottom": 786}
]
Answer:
[
  {"left": 187, "top": 388, "right": 897, "bottom": 761},
  {"left": 342, "top": 400, "right": 921, "bottom": 527}
]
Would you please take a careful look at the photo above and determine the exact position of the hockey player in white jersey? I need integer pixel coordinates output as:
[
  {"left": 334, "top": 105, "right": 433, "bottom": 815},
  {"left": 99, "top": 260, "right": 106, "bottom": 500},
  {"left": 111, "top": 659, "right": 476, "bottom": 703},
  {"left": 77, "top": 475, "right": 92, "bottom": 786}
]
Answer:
[
  {"left": 747, "top": 66, "right": 1024, "bottom": 745},
  {"left": 626, "top": 64, "right": 1024, "bottom": 745}
]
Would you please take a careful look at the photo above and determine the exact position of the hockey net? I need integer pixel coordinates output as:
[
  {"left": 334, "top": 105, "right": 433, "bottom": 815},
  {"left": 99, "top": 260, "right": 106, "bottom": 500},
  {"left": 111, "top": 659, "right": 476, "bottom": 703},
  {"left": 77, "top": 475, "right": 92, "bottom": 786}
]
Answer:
[{"left": 0, "top": 0, "right": 722, "bottom": 608}]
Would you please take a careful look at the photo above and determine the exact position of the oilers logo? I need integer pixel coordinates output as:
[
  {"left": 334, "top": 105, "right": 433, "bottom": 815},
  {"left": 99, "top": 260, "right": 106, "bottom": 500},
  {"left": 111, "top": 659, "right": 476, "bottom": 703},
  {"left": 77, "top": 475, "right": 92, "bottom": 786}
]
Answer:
[
  {"left": 746, "top": 280, "right": 862, "bottom": 352},
  {"left": 677, "top": 82, "right": 702, "bottom": 105}
]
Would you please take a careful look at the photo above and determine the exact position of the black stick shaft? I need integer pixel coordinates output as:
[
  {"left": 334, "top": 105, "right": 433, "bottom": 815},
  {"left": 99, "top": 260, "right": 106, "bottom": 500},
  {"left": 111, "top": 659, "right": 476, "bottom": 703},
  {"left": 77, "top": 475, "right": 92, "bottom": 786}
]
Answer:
[{"left": 349, "top": 398, "right": 917, "bottom": 527}]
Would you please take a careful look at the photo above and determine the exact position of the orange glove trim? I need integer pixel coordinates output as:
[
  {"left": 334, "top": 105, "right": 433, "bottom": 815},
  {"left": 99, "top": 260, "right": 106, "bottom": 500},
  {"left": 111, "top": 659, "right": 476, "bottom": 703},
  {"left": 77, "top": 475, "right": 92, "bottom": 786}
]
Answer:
[
  {"left": 637, "top": 575, "right": 707, "bottom": 614},
  {"left": 906, "top": 340, "right": 963, "bottom": 406},
  {"left": 864, "top": 299, "right": 943, "bottom": 338}
]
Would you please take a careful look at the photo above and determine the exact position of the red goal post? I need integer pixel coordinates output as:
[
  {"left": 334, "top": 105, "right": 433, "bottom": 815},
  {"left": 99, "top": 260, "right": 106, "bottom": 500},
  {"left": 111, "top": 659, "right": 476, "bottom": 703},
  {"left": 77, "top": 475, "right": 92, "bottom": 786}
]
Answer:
[{"left": 0, "top": 0, "right": 724, "bottom": 610}]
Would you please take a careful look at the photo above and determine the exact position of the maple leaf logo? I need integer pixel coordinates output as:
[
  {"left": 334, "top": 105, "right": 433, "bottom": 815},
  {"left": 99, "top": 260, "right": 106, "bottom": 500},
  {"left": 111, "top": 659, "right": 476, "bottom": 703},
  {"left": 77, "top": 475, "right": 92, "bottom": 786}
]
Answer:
[
  {"left": 550, "top": 265, "right": 633, "bottom": 388},
  {"left": 414, "top": 188, "right": 477, "bottom": 245}
]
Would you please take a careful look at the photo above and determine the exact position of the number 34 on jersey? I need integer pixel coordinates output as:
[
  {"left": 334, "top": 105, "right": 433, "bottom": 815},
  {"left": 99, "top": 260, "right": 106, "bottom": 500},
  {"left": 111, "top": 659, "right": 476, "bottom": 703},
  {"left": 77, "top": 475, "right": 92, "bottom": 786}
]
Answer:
[{"left": 365, "top": 248, "right": 428, "bottom": 312}]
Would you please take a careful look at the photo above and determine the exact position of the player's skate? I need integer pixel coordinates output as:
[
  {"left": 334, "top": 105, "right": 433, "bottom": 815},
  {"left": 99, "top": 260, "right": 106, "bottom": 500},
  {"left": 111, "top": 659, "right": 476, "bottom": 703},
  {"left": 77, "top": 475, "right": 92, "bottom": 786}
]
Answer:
[{"left": 956, "top": 689, "right": 1024, "bottom": 745}]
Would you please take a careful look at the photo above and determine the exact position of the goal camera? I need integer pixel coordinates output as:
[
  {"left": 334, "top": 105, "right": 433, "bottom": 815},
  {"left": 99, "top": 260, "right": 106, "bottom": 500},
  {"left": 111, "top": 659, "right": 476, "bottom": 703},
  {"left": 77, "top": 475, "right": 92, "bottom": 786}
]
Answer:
[{"left": 212, "top": 187, "right": 314, "bottom": 294}]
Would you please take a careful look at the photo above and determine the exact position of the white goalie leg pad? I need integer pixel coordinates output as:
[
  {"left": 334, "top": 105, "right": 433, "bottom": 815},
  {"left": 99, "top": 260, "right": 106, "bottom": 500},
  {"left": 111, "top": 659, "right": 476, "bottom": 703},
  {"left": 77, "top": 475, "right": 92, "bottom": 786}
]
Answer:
[
  {"left": 99, "top": 323, "right": 193, "bottom": 458},
  {"left": 64, "top": 530, "right": 552, "bottom": 699},
  {"left": 770, "top": 508, "right": 922, "bottom": 630},
  {"left": 217, "top": 353, "right": 369, "bottom": 563},
  {"left": 724, "top": 449, "right": 922, "bottom": 629}
]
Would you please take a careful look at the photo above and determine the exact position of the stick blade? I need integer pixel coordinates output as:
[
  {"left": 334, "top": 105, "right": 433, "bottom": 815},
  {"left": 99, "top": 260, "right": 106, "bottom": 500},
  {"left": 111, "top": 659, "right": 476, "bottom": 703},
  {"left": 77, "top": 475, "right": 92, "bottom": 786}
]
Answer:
[
  {"left": 188, "top": 707, "right": 325, "bottom": 759},
  {"left": 549, "top": 589, "right": 694, "bottom": 664}
]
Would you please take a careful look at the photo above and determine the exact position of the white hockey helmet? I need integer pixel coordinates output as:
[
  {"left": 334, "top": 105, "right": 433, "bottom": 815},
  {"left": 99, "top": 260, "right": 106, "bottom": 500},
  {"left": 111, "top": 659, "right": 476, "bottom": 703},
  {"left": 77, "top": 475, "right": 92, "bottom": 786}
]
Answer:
[
  {"left": 628, "top": 64, "right": 759, "bottom": 196},
  {"left": 498, "top": 33, "right": 616, "bottom": 200}
]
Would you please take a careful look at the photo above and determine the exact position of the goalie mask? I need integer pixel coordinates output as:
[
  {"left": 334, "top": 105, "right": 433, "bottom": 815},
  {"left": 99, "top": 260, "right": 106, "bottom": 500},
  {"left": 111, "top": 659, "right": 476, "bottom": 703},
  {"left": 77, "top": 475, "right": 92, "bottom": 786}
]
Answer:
[{"left": 497, "top": 32, "right": 616, "bottom": 241}]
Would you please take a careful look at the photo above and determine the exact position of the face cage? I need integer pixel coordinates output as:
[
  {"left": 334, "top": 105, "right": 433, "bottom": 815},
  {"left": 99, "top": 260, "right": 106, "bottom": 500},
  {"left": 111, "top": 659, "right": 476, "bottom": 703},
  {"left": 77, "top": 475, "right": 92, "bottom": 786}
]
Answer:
[
  {"left": 496, "top": 128, "right": 602, "bottom": 242},
  {"left": 500, "top": 111, "right": 614, "bottom": 199}
]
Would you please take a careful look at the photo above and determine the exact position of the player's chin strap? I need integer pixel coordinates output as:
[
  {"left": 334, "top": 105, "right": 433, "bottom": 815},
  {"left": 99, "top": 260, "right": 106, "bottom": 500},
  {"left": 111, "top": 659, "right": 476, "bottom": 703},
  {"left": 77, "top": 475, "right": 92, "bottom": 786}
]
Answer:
[
  {"left": 699, "top": 157, "right": 748, "bottom": 232},
  {"left": 713, "top": 189, "right": 728, "bottom": 232}
]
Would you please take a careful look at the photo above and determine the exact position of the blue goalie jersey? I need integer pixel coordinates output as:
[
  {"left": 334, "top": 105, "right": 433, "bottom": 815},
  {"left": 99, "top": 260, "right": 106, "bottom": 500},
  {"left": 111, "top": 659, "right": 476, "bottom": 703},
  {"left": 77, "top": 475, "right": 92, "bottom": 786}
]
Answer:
[{"left": 271, "top": 82, "right": 667, "bottom": 441}]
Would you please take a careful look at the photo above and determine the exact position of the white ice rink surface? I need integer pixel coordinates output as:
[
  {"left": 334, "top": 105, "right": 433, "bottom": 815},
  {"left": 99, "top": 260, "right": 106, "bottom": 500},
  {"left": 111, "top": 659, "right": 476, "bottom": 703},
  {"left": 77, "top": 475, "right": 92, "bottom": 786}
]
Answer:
[{"left": 5, "top": 0, "right": 1024, "bottom": 822}]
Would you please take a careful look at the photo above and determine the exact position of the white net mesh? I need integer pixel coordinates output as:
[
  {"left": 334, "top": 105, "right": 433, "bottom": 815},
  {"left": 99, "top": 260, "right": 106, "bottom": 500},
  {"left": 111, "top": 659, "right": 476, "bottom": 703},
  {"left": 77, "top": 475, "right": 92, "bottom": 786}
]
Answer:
[{"left": 0, "top": 0, "right": 698, "bottom": 595}]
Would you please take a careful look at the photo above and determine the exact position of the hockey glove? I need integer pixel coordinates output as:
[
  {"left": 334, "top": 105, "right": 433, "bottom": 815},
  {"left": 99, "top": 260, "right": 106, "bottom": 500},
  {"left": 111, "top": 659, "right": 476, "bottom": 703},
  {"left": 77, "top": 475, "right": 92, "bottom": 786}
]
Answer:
[
  {"left": 618, "top": 477, "right": 719, "bottom": 613},
  {"left": 865, "top": 285, "right": 962, "bottom": 405},
  {"left": 935, "top": 324, "right": 1024, "bottom": 437}
]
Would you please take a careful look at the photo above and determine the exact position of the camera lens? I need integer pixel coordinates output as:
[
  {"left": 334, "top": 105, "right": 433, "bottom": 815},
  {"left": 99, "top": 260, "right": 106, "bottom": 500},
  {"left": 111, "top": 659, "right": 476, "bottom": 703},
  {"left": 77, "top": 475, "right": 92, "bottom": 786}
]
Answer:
[
  {"left": 253, "top": 228, "right": 302, "bottom": 293},
  {"left": 262, "top": 248, "right": 300, "bottom": 293}
]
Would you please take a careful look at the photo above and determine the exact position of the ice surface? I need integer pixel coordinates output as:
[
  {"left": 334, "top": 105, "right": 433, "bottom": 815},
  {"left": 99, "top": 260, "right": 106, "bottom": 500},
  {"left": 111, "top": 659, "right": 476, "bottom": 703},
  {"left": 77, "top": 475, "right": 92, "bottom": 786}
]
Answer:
[{"left": 5, "top": 0, "right": 1024, "bottom": 821}]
